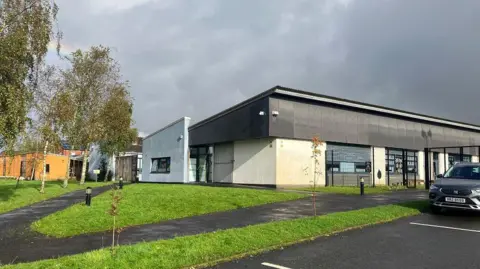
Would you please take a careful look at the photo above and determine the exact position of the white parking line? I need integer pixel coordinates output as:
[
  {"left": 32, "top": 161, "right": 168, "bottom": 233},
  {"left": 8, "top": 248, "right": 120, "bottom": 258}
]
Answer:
[
  {"left": 261, "top": 262, "right": 292, "bottom": 269},
  {"left": 410, "top": 222, "right": 480, "bottom": 233}
]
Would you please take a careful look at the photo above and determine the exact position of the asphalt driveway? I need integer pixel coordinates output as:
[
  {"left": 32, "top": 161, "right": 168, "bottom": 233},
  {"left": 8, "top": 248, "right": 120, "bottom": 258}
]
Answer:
[
  {"left": 212, "top": 210, "right": 480, "bottom": 269},
  {"left": 0, "top": 189, "right": 427, "bottom": 264}
]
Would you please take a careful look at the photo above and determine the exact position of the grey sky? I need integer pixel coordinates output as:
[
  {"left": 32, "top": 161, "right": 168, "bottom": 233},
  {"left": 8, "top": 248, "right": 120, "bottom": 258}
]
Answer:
[{"left": 49, "top": 0, "right": 480, "bottom": 136}]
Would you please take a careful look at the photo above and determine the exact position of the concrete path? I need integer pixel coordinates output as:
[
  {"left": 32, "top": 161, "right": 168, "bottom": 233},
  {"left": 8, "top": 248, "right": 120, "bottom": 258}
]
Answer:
[{"left": 0, "top": 190, "right": 427, "bottom": 265}]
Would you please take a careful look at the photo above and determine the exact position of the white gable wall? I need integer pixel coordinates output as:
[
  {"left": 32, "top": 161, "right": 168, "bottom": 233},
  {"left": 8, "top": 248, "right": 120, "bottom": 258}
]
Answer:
[{"left": 141, "top": 117, "right": 190, "bottom": 183}]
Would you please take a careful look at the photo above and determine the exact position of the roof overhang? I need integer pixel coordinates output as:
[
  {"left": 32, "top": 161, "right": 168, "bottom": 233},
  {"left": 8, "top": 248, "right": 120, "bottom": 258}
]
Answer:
[{"left": 189, "top": 85, "right": 480, "bottom": 133}]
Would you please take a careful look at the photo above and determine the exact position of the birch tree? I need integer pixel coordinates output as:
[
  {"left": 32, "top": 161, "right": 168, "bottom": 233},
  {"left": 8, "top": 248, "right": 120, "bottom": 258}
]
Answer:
[
  {"left": 33, "top": 64, "right": 63, "bottom": 193},
  {"left": 61, "top": 46, "right": 136, "bottom": 184},
  {"left": 0, "top": 0, "right": 61, "bottom": 152}
]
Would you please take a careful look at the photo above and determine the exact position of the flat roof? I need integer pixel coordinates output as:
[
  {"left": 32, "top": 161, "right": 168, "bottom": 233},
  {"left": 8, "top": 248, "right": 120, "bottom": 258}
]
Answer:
[{"left": 189, "top": 85, "right": 480, "bottom": 132}]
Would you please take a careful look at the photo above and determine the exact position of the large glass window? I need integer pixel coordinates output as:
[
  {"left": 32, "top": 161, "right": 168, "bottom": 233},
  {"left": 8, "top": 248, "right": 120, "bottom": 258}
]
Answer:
[
  {"left": 386, "top": 149, "right": 417, "bottom": 174},
  {"left": 448, "top": 154, "right": 471, "bottom": 166},
  {"left": 326, "top": 144, "right": 370, "bottom": 173},
  {"left": 151, "top": 157, "right": 171, "bottom": 173}
]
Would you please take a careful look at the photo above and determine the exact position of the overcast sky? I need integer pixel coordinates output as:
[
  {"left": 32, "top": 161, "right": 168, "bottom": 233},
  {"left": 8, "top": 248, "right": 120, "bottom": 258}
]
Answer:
[{"left": 48, "top": 0, "right": 480, "bottom": 136}]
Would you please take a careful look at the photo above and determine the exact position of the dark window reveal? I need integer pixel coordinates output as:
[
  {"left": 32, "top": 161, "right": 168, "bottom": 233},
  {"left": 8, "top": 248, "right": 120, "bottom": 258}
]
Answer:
[
  {"left": 46, "top": 164, "right": 50, "bottom": 174},
  {"left": 151, "top": 157, "right": 171, "bottom": 173}
]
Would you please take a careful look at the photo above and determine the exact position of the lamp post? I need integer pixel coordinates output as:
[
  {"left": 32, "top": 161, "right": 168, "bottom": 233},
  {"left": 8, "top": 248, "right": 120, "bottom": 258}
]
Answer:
[{"left": 85, "top": 187, "right": 92, "bottom": 206}]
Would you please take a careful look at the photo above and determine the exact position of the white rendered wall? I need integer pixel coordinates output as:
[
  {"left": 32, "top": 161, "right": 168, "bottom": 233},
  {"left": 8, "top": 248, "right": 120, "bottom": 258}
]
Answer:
[
  {"left": 417, "top": 151, "right": 425, "bottom": 182},
  {"left": 276, "top": 138, "right": 326, "bottom": 187},
  {"left": 141, "top": 117, "right": 190, "bottom": 183},
  {"left": 232, "top": 138, "right": 276, "bottom": 185},
  {"left": 372, "top": 147, "right": 386, "bottom": 185},
  {"left": 438, "top": 153, "right": 449, "bottom": 174}
]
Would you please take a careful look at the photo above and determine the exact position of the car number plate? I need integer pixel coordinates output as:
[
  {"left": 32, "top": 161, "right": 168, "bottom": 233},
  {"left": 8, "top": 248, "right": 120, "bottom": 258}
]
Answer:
[{"left": 445, "top": 197, "right": 466, "bottom": 203}]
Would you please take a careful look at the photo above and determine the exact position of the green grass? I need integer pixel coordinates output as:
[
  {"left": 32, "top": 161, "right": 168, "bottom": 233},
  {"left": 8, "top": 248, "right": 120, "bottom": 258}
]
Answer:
[
  {"left": 32, "top": 184, "right": 306, "bottom": 237},
  {"left": 0, "top": 179, "right": 111, "bottom": 214},
  {"left": 4, "top": 201, "right": 427, "bottom": 269},
  {"left": 297, "top": 185, "right": 425, "bottom": 195}
]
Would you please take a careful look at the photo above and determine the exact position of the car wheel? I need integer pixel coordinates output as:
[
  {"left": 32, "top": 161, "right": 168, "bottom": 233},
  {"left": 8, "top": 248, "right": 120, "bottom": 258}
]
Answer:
[{"left": 430, "top": 205, "right": 442, "bottom": 214}]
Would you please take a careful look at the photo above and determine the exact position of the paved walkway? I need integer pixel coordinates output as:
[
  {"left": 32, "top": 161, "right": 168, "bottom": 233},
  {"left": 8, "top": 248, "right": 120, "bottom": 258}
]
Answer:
[{"left": 0, "top": 189, "right": 427, "bottom": 265}]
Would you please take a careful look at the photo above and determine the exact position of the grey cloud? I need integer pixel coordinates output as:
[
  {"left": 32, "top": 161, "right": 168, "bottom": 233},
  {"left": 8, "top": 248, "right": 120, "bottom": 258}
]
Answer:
[{"left": 53, "top": 0, "right": 480, "bottom": 135}]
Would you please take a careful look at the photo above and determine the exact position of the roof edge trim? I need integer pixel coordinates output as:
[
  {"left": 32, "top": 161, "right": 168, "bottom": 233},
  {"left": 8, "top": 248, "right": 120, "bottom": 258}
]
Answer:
[{"left": 144, "top": 117, "right": 191, "bottom": 140}]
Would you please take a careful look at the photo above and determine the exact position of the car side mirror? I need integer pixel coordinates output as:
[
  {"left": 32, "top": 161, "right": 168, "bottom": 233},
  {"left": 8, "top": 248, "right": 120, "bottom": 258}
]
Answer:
[{"left": 436, "top": 174, "right": 443, "bottom": 178}]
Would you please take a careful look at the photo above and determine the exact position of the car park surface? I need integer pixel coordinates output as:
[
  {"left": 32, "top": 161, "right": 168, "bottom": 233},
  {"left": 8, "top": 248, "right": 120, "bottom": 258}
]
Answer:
[{"left": 212, "top": 210, "right": 480, "bottom": 269}]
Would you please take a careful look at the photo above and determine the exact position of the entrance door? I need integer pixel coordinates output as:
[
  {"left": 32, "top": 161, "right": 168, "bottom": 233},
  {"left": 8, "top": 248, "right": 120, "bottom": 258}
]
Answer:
[
  {"left": 189, "top": 146, "right": 213, "bottom": 183},
  {"left": 213, "top": 143, "right": 233, "bottom": 183},
  {"left": 404, "top": 150, "right": 417, "bottom": 188},
  {"left": 20, "top": 161, "right": 26, "bottom": 178},
  {"left": 386, "top": 149, "right": 418, "bottom": 188}
]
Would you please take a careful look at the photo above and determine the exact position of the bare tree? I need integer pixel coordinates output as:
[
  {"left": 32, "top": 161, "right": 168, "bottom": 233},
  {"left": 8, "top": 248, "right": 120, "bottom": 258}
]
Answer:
[{"left": 311, "top": 136, "right": 324, "bottom": 216}]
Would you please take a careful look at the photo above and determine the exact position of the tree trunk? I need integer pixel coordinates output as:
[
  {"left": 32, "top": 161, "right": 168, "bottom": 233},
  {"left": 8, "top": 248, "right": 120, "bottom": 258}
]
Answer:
[
  {"left": 64, "top": 146, "right": 73, "bottom": 188},
  {"left": 40, "top": 141, "right": 49, "bottom": 193},
  {"left": 112, "top": 215, "right": 116, "bottom": 252},
  {"left": 80, "top": 144, "right": 89, "bottom": 184}
]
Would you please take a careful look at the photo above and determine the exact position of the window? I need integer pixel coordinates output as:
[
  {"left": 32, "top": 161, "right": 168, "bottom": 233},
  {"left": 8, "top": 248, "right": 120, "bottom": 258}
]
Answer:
[
  {"left": 151, "top": 157, "right": 171, "bottom": 173},
  {"left": 326, "top": 144, "right": 371, "bottom": 174},
  {"left": 385, "top": 150, "right": 417, "bottom": 174},
  {"left": 46, "top": 164, "right": 50, "bottom": 174},
  {"left": 327, "top": 162, "right": 368, "bottom": 173}
]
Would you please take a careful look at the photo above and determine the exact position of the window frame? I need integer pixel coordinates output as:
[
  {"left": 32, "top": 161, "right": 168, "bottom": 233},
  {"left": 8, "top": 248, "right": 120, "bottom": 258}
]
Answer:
[
  {"left": 327, "top": 161, "right": 370, "bottom": 174},
  {"left": 45, "top": 164, "right": 50, "bottom": 174},
  {"left": 150, "top": 157, "right": 171, "bottom": 174}
]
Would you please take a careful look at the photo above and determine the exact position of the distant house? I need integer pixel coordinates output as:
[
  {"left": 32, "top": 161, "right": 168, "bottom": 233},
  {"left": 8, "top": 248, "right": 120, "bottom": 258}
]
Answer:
[
  {"left": 60, "top": 140, "right": 88, "bottom": 180},
  {"left": 114, "top": 137, "right": 143, "bottom": 182},
  {"left": 84, "top": 137, "right": 143, "bottom": 182},
  {"left": 0, "top": 152, "right": 68, "bottom": 181}
]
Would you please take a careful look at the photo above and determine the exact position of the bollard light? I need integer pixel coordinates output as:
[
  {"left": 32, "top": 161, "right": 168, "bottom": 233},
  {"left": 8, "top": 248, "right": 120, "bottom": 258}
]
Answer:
[
  {"left": 360, "top": 177, "right": 365, "bottom": 196},
  {"left": 119, "top": 177, "right": 124, "bottom": 189},
  {"left": 85, "top": 187, "right": 92, "bottom": 206}
]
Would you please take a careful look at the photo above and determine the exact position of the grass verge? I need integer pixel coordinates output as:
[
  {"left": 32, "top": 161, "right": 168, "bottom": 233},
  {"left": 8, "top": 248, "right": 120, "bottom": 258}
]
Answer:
[
  {"left": 4, "top": 201, "right": 428, "bottom": 269},
  {"left": 32, "top": 184, "right": 306, "bottom": 237},
  {"left": 0, "top": 179, "right": 110, "bottom": 214},
  {"left": 297, "top": 185, "right": 425, "bottom": 195}
]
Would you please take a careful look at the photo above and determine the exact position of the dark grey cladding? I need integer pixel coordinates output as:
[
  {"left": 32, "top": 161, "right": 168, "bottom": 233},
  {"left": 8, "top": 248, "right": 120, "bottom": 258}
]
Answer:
[
  {"left": 269, "top": 95, "right": 480, "bottom": 155},
  {"left": 189, "top": 97, "right": 270, "bottom": 146},
  {"left": 189, "top": 86, "right": 480, "bottom": 156}
]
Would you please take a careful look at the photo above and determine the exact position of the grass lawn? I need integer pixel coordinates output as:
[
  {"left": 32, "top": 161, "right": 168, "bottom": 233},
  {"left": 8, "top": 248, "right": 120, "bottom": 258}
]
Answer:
[
  {"left": 0, "top": 179, "right": 111, "bottom": 214},
  {"left": 32, "top": 184, "right": 307, "bottom": 237},
  {"left": 297, "top": 185, "right": 426, "bottom": 195},
  {"left": 5, "top": 201, "right": 428, "bottom": 269}
]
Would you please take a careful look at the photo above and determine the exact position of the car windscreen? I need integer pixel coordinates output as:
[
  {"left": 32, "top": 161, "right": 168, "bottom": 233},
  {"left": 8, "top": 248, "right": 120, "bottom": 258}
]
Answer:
[{"left": 443, "top": 165, "right": 480, "bottom": 179}]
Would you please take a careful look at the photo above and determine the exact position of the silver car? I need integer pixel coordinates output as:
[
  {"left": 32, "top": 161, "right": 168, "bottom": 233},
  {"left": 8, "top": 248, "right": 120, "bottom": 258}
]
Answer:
[{"left": 429, "top": 162, "right": 480, "bottom": 214}]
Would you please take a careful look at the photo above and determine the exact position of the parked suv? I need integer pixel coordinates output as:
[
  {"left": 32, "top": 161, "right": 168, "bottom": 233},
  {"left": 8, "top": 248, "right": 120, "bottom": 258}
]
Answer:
[{"left": 429, "top": 162, "right": 480, "bottom": 214}]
